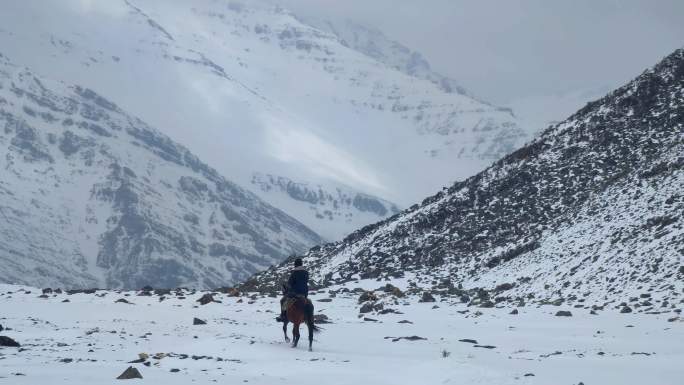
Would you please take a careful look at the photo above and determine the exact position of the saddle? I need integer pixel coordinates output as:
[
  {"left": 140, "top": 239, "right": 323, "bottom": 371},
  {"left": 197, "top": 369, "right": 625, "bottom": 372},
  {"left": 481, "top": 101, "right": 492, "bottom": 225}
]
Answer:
[{"left": 282, "top": 294, "right": 309, "bottom": 311}]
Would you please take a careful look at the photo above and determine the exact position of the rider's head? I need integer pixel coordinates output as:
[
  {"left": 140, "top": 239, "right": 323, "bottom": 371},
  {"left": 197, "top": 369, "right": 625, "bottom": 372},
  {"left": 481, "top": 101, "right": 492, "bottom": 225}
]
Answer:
[{"left": 294, "top": 258, "right": 303, "bottom": 267}]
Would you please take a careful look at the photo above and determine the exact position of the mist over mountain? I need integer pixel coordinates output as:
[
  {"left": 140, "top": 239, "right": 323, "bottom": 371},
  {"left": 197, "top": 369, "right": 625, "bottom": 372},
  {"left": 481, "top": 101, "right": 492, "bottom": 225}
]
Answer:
[{"left": 0, "top": 0, "right": 529, "bottom": 240}]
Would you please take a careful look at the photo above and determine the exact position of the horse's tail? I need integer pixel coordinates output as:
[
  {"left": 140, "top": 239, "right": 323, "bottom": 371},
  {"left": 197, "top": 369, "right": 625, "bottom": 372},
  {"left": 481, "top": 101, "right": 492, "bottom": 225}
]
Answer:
[{"left": 305, "top": 301, "right": 322, "bottom": 333}]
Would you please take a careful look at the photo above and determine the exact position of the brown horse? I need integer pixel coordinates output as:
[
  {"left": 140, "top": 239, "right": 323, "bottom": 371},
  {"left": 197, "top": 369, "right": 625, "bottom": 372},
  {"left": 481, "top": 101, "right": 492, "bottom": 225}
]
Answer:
[{"left": 280, "top": 285, "right": 321, "bottom": 351}]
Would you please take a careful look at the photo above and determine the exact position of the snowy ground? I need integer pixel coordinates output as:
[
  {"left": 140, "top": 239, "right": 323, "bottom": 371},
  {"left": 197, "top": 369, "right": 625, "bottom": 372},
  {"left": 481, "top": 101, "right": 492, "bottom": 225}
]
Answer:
[{"left": 0, "top": 284, "right": 682, "bottom": 385}]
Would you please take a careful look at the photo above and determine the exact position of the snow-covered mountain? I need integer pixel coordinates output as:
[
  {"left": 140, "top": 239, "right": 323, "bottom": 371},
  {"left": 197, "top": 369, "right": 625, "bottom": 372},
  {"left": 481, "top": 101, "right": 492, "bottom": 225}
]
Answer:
[
  {"left": 305, "top": 18, "right": 474, "bottom": 98},
  {"left": 243, "top": 49, "right": 684, "bottom": 311},
  {"left": 251, "top": 172, "right": 400, "bottom": 241},
  {"left": 0, "top": 0, "right": 528, "bottom": 239},
  {"left": 0, "top": 52, "right": 322, "bottom": 289}
]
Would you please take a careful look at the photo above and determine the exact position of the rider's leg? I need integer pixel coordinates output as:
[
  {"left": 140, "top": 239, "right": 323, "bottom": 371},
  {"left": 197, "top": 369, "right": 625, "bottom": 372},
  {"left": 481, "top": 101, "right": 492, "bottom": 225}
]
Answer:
[{"left": 276, "top": 296, "right": 287, "bottom": 322}]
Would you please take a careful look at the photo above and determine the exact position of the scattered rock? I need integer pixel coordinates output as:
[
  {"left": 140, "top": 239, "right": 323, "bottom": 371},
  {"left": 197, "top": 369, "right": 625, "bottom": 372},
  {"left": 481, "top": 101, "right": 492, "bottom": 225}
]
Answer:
[
  {"left": 474, "top": 345, "right": 496, "bottom": 349},
  {"left": 67, "top": 289, "right": 97, "bottom": 295},
  {"left": 478, "top": 300, "right": 495, "bottom": 308},
  {"left": 358, "top": 291, "right": 378, "bottom": 304},
  {"left": 170, "top": 368, "right": 180, "bottom": 373},
  {"left": 380, "top": 284, "right": 405, "bottom": 298},
  {"left": 555, "top": 310, "right": 573, "bottom": 317},
  {"left": 0, "top": 336, "right": 20, "bottom": 347},
  {"left": 363, "top": 317, "right": 378, "bottom": 322},
  {"left": 117, "top": 366, "right": 143, "bottom": 380},
  {"left": 197, "top": 293, "right": 215, "bottom": 305},
  {"left": 621, "top": 306, "right": 633, "bottom": 313},
  {"left": 115, "top": 298, "right": 131, "bottom": 304},
  {"left": 60, "top": 358, "right": 73, "bottom": 363},
  {"left": 317, "top": 298, "right": 333, "bottom": 302},
  {"left": 494, "top": 283, "right": 515, "bottom": 292},
  {"left": 359, "top": 302, "right": 376, "bottom": 314},
  {"left": 510, "top": 309, "right": 519, "bottom": 315},
  {"left": 313, "top": 314, "right": 332, "bottom": 324},
  {"left": 215, "top": 287, "right": 241, "bottom": 297},
  {"left": 385, "top": 336, "right": 427, "bottom": 342},
  {"left": 127, "top": 358, "right": 145, "bottom": 364},
  {"left": 419, "top": 292, "right": 436, "bottom": 303},
  {"left": 193, "top": 318, "right": 207, "bottom": 325},
  {"left": 524, "top": 373, "right": 535, "bottom": 377},
  {"left": 459, "top": 339, "right": 478, "bottom": 344}
]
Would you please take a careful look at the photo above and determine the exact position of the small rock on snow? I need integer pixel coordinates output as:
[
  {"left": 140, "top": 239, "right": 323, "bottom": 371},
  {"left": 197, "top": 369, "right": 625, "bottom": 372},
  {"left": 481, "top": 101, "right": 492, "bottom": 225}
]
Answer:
[
  {"left": 116, "top": 366, "right": 143, "bottom": 380},
  {"left": 0, "top": 336, "right": 20, "bottom": 347}
]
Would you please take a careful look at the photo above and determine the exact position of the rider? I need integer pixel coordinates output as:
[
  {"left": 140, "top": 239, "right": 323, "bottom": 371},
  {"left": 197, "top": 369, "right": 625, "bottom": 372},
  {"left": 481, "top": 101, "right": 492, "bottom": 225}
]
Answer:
[{"left": 276, "top": 257, "right": 309, "bottom": 322}]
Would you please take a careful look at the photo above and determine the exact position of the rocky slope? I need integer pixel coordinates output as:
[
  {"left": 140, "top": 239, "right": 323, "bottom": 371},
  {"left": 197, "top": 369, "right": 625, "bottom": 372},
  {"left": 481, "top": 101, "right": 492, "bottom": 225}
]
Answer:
[
  {"left": 242, "top": 49, "right": 684, "bottom": 312},
  {"left": 0, "top": 0, "right": 528, "bottom": 238},
  {"left": 0, "top": 52, "right": 322, "bottom": 289}
]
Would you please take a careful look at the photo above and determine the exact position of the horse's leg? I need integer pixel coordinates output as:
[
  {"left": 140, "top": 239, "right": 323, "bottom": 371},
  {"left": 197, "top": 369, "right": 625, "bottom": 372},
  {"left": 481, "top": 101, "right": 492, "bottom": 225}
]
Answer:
[
  {"left": 307, "top": 321, "right": 314, "bottom": 352},
  {"left": 292, "top": 323, "right": 300, "bottom": 348},
  {"left": 282, "top": 319, "right": 290, "bottom": 343}
]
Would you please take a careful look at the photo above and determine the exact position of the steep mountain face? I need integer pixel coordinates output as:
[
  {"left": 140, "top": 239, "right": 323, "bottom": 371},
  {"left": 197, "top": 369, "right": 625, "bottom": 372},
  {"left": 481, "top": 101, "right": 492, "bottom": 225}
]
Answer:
[
  {"left": 0, "top": 0, "right": 528, "bottom": 239},
  {"left": 251, "top": 172, "right": 400, "bottom": 241},
  {"left": 307, "top": 18, "right": 472, "bottom": 97},
  {"left": 243, "top": 49, "right": 684, "bottom": 310},
  {"left": 0, "top": 53, "right": 322, "bottom": 289}
]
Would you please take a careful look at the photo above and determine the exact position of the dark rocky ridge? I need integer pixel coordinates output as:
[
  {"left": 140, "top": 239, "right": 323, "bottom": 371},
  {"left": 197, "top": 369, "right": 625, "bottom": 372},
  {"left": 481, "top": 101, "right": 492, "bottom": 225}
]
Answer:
[{"left": 241, "top": 49, "right": 684, "bottom": 310}]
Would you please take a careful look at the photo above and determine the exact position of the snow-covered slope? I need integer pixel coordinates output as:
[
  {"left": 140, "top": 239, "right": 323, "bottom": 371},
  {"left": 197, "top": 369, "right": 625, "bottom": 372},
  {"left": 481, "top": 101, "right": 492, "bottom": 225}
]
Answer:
[
  {"left": 1, "top": 284, "right": 682, "bottom": 385},
  {"left": 0, "top": 52, "right": 321, "bottom": 289},
  {"left": 243, "top": 49, "right": 684, "bottom": 311},
  {"left": 305, "top": 18, "right": 474, "bottom": 97},
  {"left": 0, "top": 0, "right": 528, "bottom": 239},
  {"left": 251, "top": 172, "right": 400, "bottom": 241}
]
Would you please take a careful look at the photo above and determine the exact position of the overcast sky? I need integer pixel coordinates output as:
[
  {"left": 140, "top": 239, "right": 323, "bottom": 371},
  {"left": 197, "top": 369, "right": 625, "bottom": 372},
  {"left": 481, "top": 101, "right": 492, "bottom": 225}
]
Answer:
[{"left": 279, "top": 0, "right": 684, "bottom": 108}]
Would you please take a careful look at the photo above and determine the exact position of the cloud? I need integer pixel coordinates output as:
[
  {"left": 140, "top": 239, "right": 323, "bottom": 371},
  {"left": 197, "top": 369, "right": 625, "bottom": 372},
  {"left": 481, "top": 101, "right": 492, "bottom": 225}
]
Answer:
[
  {"left": 276, "top": 0, "right": 684, "bottom": 106},
  {"left": 67, "top": 0, "right": 130, "bottom": 18},
  {"left": 262, "top": 113, "right": 386, "bottom": 192}
]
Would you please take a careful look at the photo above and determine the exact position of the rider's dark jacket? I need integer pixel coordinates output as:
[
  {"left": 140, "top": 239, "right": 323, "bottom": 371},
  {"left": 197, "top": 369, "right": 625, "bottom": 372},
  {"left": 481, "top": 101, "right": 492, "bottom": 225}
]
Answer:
[{"left": 287, "top": 266, "right": 309, "bottom": 297}]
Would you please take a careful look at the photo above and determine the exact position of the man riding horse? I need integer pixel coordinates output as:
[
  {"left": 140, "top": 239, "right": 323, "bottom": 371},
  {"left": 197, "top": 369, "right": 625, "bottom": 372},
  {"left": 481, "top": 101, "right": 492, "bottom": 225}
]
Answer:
[
  {"left": 276, "top": 257, "right": 309, "bottom": 322},
  {"left": 276, "top": 257, "right": 320, "bottom": 351}
]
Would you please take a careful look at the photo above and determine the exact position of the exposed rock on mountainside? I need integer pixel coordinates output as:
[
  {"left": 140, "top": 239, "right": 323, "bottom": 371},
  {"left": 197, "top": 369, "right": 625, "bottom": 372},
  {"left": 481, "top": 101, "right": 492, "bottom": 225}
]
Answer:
[
  {"left": 251, "top": 172, "right": 400, "bottom": 240},
  {"left": 242, "top": 49, "right": 684, "bottom": 311},
  {"left": 0, "top": 53, "right": 322, "bottom": 289}
]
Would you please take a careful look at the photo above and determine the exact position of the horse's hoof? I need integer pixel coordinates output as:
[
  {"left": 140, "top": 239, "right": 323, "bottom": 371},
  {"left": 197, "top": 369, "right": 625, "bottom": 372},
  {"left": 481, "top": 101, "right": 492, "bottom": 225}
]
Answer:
[
  {"left": 285, "top": 338, "right": 290, "bottom": 343},
  {"left": 308, "top": 347, "right": 312, "bottom": 352}
]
